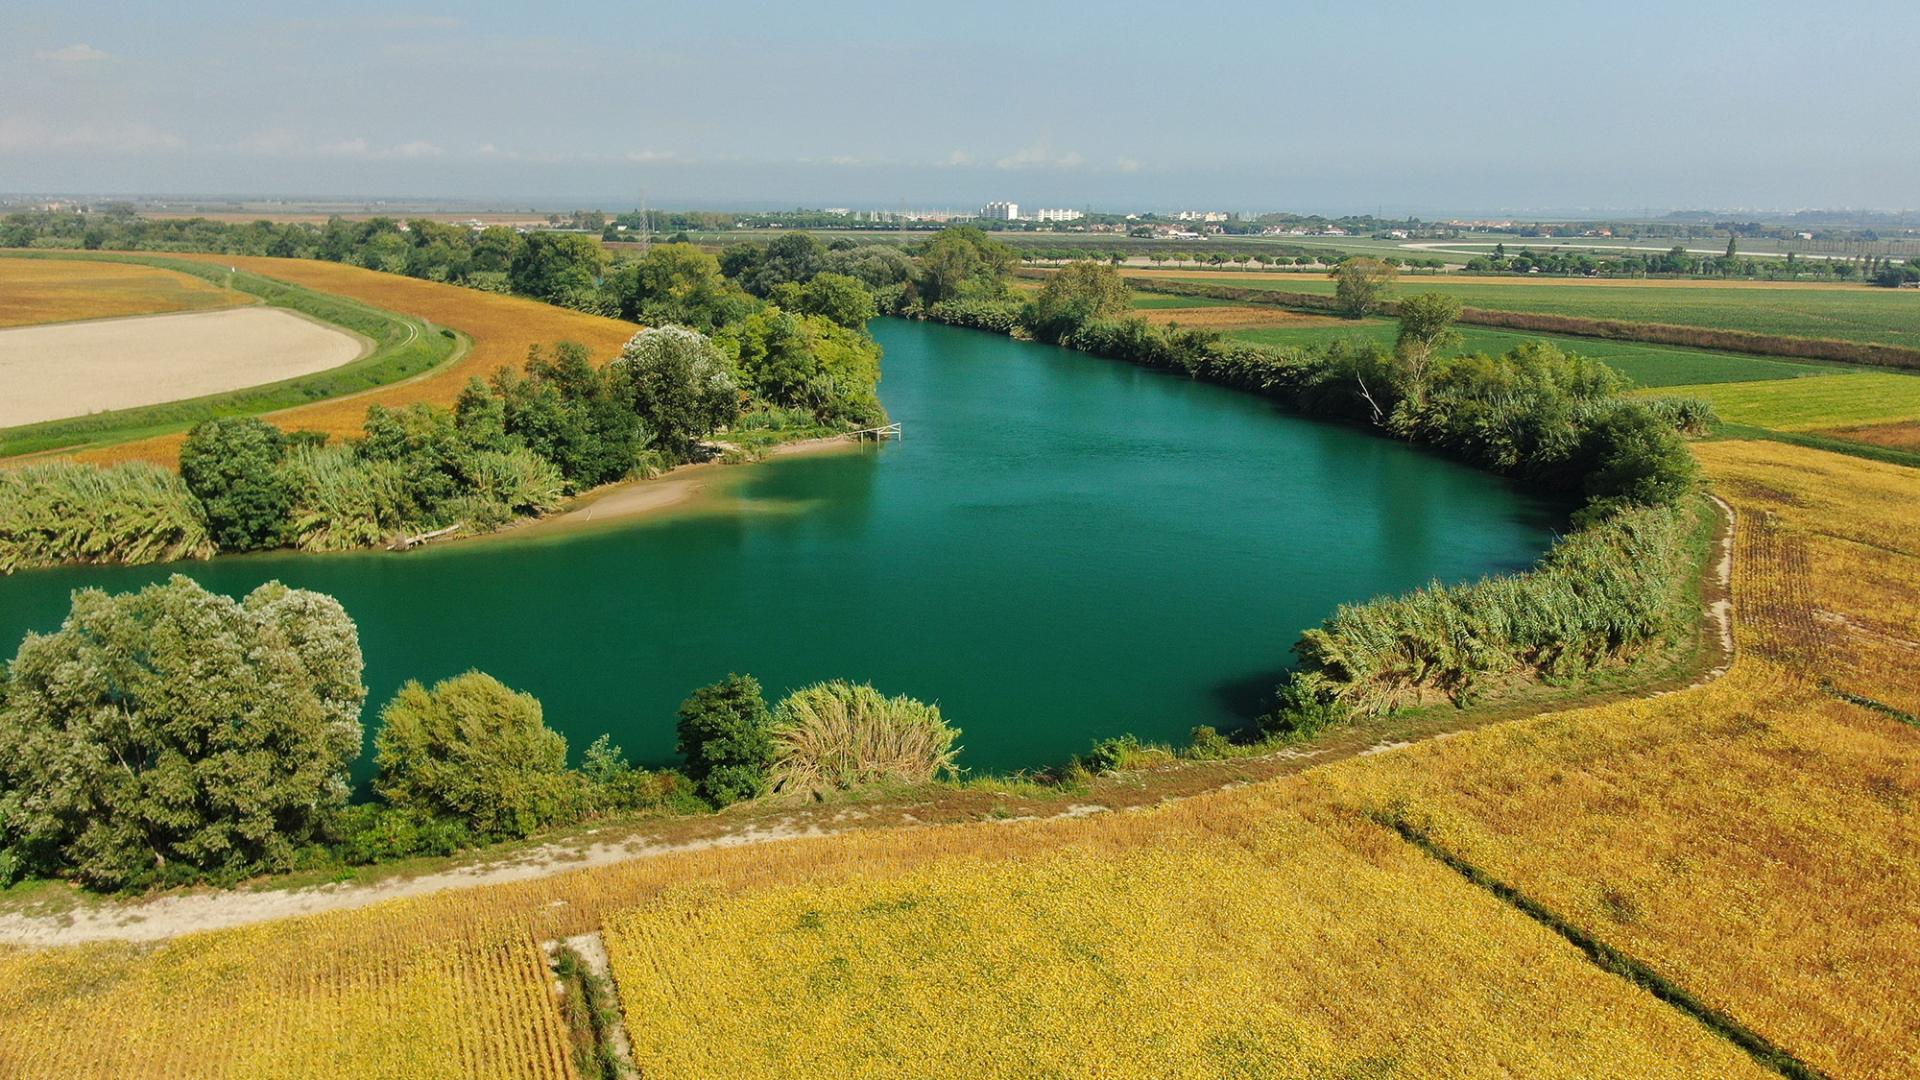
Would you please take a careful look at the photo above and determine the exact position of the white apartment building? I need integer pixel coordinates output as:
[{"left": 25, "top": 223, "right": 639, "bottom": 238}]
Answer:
[
  {"left": 1030, "top": 207, "right": 1084, "bottom": 222},
  {"left": 980, "top": 201, "right": 1020, "bottom": 220}
]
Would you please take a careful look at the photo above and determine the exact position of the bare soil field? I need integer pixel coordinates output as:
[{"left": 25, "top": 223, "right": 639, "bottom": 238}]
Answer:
[
  {"left": 0, "top": 257, "right": 249, "bottom": 327},
  {"left": 0, "top": 308, "right": 364, "bottom": 428},
  {"left": 80, "top": 256, "right": 636, "bottom": 466},
  {"left": 1139, "top": 304, "right": 1344, "bottom": 331}
]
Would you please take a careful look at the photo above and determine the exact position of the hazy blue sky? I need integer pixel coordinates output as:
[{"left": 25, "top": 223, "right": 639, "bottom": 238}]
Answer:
[{"left": 5, "top": 1, "right": 1915, "bottom": 214}]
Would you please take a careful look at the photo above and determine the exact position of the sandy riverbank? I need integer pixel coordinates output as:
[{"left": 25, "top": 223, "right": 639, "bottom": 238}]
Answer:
[{"left": 500, "top": 434, "right": 866, "bottom": 540}]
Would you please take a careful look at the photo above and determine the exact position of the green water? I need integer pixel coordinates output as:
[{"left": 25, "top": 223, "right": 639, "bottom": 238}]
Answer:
[{"left": 0, "top": 319, "right": 1564, "bottom": 780}]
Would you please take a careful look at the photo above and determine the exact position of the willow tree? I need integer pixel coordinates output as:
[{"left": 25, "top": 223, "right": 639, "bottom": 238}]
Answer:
[{"left": 0, "top": 577, "right": 365, "bottom": 889}]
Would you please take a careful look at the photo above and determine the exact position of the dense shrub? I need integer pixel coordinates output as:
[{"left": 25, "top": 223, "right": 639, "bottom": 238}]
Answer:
[
  {"left": 372, "top": 671, "right": 577, "bottom": 840},
  {"left": 1022, "top": 261, "right": 1132, "bottom": 343},
  {"left": 675, "top": 674, "right": 775, "bottom": 806},
  {"left": 0, "top": 460, "right": 216, "bottom": 572},
  {"left": 768, "top": 681, "right": 961, "bottom": 798},
  {"left": 0, "top": 576, "right": 365, "bottom": 889},
  {"left": 927, "top": 298, "right": 1022, "bottom": 334},
  {"left": 179, "top": 416, "right": 294, "bottom": 550}
]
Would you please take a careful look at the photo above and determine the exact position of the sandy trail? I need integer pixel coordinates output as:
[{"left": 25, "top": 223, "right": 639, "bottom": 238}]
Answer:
[{"left": 0, "top": 307, "right": 367, "bottom": 428}]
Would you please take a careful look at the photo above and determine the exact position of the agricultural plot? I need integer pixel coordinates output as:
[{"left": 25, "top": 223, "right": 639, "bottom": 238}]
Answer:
[
  {"left": 0, "top": 256, "right": 248, "bottom": 327},
  {"left": 1122, "top": 270, "right": 1920, "bottom": 349},
  {"left": 1648, "top": 371, "right": 1920, "bottom": 431},
  {"left": 0, "top": 308, "right": 364, "bottom": 428},
  {"left": 75, "top": 256, "right": 636, "bottom": 467},
  {"left": 605, "top": 818, "right": 1764, "bottom": 1080}
]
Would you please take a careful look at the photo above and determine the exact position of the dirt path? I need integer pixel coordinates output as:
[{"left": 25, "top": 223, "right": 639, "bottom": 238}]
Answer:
[{"left": 0, "top": 500, "right": 1739, "bottom": 948}]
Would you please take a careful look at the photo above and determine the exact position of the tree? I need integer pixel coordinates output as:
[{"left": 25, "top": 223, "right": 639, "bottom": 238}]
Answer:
[
  {"left": 1331, "top": 257, "right": 1397, "bottom": 318},
  {"left": 1395, "top": 291, "right": 1464, "bottom": 359},
  {"left": 786, "top": 272, "right": 877, "bottom": 329},
  {"left": 179, "top": 416, "right": 294, "bottom": 551},
  {"left": 676, "top": 674, "right": 774, "bottom": 806},
  {"left": 0, "top": 577, "right": 365, "bottom": 889},
  {"left": 916, "top": 226, "right": 1016, "bottom": 304},
  {"left": 372, "top": 671, "right": 571, "bottom": 839},
  {"left": 608, "top": 326, "right": 740, "bottom": 461},
  {"left": 491, "top": 342, "right": 647, "bottom": 488},
  {"left": 718, "top": 309, "right": 884, "bottom": 425},
  {"left": 508, "top": 231, "right": 609, "bottom": 302},
  {"left": 1026, "top": 261, "right": 1133, "bottom": 342},
  {"left": 742, "top": 232, "right": 828, "bottom": 296},
  {"left": 604, "top": 243, "right": 753, "bottom": 333}
]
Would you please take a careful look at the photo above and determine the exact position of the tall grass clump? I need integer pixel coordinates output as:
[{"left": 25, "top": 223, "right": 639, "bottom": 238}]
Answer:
[
  {"left": 281, "top": 444, "right": 412, "bottom": 552},
  {"left": 0, "top": 460, "right": 215, "bottom": 571},
  {"left": 1292, "top": 503, "right": 1695, "bottom": 717},
  {"left": 769, "top": 681, "right": 961, "bottom": 797}
]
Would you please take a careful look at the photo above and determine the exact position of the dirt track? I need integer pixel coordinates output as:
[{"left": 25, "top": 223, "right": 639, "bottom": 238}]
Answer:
[{"left": 0, "top": 307, "right": 366, "bottom": 428}]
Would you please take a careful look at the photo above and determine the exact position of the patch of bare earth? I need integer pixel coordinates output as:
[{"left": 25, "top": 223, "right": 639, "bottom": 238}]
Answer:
[{"left": 0, "top": 307, "right": 366, "bottom": 427}]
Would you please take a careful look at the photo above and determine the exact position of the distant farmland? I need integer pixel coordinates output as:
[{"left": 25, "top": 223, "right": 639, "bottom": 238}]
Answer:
[{"left": 1121, "top": 270, "right": 1920, "bottom": 351}]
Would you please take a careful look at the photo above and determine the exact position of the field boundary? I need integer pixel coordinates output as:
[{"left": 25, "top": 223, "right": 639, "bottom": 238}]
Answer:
[
  {"left": 1080, "top": 271, "right": 1920, "bottom": 372},
  {"left": 1372, "top": 812, "right": 1827, "bottom": 1080},
  {"left": 0, "top": 252, "right": 466, "bottom": 458}
]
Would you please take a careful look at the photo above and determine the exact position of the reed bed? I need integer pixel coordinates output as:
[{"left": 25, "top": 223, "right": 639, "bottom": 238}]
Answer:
[{"left": 0, "top": 459, "right": 215, "bottom": 571}]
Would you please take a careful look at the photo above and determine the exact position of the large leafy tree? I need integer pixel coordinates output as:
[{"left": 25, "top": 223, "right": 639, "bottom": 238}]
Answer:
[
  {"left": 508, "top": 231, "right": 609, "bottom": 303},
  {"left": 916, "top": 226, "right": 1015, "bottom": 304},
  {"left": 0, "top": 576, "right": 365, "bottom": 889},
  {"left": 372, "top": 671, "right": 572, "bottom": 839},
  {"left": 179, "top": 416, "right": 294, "bottom": 551},
  {"left": 605, "top": 243, "right": 755, "bottom": 333},
  {"left": 609, "top": 326, "right": 740, "bottom": 462},
  {"left": 719, "top": 310, "right": 884, "bottom": 425},
  {"left": 675, "top": 674, "right": 774, "bottom": 806},
  {"left": 1025, "top": 261, "right": 1132, "bottom": 342}
]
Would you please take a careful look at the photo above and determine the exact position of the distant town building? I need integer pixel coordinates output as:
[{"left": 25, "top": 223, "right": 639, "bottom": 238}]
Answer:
[
  {"left": 980, "top": 201, "right": 1020, "bottom": 220},
  {"left": 1176, "top": 210, "right": 1230, "bottom": 223},
  {"left": 1030, "top": 207, "right": 1084, "bottom": 222}
]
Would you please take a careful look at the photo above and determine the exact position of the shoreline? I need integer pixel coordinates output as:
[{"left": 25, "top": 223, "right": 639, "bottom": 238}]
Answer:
[{"left": 478, "top": 432, "right": 868, "bottom": 543}]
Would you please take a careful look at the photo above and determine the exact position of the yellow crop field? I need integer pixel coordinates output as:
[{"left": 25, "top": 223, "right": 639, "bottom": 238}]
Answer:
[
  {"left": 0, "top": 913, "right": 576, "bottom": 1079},
  {"left": 604, "top": 815, "right": 1764, "bottom": 1079},
  {"left": 0, "top": 256, "right": 249, "bottom": 327},
  {"left": 78, "top": 256, "right": 636, "bottom": 466}
]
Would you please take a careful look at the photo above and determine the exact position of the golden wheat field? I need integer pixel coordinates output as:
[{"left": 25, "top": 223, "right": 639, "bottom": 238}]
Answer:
[
  {"left": 77, "top": 256, "right": 636, "bottom": 467},
  {"left": 0, "top": 257, "right": 250, "bottom": 327},
  {"left": 0, "top": 438, "right": 1915, "bottom": 1078}
]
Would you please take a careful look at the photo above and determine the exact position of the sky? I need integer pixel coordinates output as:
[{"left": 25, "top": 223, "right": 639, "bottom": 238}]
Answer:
[{"left": 4, "top": 0, "right": 1917, "bottom": 216}]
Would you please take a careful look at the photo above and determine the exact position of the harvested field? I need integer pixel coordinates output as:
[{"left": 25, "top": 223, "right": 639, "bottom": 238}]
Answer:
[
  {"left": 78, "top": 256, "right": 636, "bottom": 466},
  {"left": 1139, "top": 304, "right": 1343, "bottom": 331},
  {"left": 0, "top": 256, "right": 248, "bottom": 327},
  {"left": 0, "top": 308, "right": 364, "bottom": 428},
  {"left": 1819, "top": 420, "right": 1920, "bottom": 452}
]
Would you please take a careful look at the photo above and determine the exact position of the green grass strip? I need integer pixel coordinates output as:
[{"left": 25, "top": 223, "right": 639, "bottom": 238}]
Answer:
[
  {"left": 1821, "top": 682, "right": 1920, "bottom": 728},
  {"left": 0, "top": 252, "right": 465, "bottom": 457},
  {"left": 1372, "top": 812, "right": 1829, "bottom": 1080},
  {"left": 1706, "top": 424, "right": 1920, "bottom": 471}
]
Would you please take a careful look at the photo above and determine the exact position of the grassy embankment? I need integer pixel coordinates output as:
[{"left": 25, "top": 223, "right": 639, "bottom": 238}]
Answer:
[
  {"left": 0, "top": 253, "right": 465, "bottom": 460},
  {"left": 0, "top": 443, "right": 1913, "bottom": 1076}
]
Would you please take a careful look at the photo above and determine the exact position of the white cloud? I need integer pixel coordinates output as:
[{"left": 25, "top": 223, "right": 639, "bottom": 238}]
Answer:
[
  {"left": 1114, "top": 156, "right": 1142, "bottom": 173},
  {"left": 623, "top": 149, "right": 683, "bottom": 163},
  {"left": 236, "top": 132, "right": 443, "bottom": 159},
  {"left": 0, "top": 118, "right": 182, "bottom": 152},
  {"left": 995, "top": 143, "right": 1085, "bottom": 171},
  {"left": 943, "top": 150, "right": 975, "bottom": 167},
  {"left": 35, "top": 43, "right": 110, "bottom": 63}
]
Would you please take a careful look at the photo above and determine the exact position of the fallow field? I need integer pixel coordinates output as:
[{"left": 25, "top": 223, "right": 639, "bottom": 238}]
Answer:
[
  {"left": 1, "top": 436, "right": 1914, "bottom": 1079},
  {"left": 0, "top": 256, "right": 250, "bottom": 327}
]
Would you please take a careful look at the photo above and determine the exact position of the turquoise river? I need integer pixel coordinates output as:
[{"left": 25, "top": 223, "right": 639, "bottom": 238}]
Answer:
[{"left": 0, "top": 319, "right": 1566, "bottom": 780}]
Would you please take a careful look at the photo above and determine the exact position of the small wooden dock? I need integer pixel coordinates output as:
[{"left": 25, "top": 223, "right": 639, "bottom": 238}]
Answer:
[{"left": 845, "top": 422, "right": 902, "bottom": 442}]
